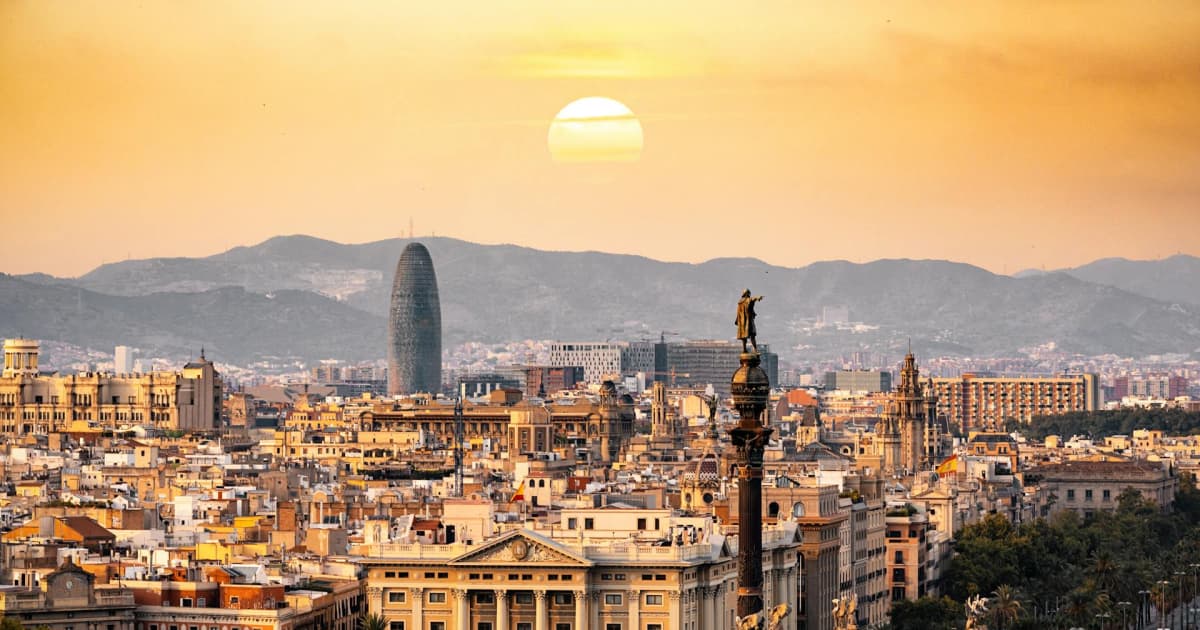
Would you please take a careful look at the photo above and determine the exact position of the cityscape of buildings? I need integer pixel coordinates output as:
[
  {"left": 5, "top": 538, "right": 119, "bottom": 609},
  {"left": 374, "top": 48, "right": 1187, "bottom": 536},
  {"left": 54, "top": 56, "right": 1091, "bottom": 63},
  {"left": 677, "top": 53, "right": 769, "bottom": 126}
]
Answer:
[{"left": 0, "top": 241, "right": 1197, "bottom": 630}]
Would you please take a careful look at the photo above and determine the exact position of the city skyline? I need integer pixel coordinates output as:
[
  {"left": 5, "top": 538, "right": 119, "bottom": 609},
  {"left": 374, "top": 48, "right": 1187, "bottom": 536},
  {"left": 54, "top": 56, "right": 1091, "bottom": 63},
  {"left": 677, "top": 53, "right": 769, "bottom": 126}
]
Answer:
[{"left": 3, "top": 1, "right": 1199, "bottom": 276}]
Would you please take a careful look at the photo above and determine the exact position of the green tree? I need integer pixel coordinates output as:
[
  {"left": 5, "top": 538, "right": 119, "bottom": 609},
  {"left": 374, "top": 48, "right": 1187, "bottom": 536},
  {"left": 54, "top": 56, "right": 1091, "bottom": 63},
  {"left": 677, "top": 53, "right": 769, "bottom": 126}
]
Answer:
[
  {"left": 990, "top": 585, "right": 1023, "bottom": 629},
  {"left": 0, "top": 618, "right": 24, "bottom": 630},
  {"left": 888, "top": 596, "right": 962, "bottom": 630},
  {"left": 359, "top": 612, "right": 389, "bottom": 630}
]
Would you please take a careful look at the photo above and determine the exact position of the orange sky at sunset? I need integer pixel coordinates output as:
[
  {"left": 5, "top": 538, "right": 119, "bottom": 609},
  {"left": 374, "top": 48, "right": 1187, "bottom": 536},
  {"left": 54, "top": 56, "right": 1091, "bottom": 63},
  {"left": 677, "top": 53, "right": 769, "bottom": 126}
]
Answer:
[{"left": 2, "top": 1, "right": 1198, "bottom": 277}]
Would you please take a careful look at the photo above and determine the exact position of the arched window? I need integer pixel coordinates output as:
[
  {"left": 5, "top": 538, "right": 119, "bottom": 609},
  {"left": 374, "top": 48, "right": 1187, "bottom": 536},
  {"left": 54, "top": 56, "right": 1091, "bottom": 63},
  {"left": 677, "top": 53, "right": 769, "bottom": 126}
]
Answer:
[{"left": 768, "top": 502, "right": 780, "bottom": 518}]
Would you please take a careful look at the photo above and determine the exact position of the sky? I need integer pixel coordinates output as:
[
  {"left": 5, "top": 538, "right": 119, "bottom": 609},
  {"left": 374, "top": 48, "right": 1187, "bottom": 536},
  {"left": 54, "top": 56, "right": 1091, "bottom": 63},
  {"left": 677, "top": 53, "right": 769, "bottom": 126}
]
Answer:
[{"left": 2, "top": 1, "right": 1199, "bottom": 277}]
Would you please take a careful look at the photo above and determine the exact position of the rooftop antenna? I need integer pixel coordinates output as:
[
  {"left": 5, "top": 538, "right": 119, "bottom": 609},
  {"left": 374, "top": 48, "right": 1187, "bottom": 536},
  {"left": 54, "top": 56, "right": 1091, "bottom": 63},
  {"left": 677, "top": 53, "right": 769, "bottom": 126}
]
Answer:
[
  {"left": 408, "top": 217, "right": 414, "bottom": 239},
  {"left": 454, "top": 385, "right": 465, "bottom": 498}
]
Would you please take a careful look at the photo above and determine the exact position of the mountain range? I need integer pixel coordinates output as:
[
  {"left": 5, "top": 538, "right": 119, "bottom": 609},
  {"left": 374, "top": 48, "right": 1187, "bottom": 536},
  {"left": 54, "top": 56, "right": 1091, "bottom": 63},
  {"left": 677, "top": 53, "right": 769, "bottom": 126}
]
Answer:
[{"left": 5, "top": 235, "right": 1200, "bottom": 365}]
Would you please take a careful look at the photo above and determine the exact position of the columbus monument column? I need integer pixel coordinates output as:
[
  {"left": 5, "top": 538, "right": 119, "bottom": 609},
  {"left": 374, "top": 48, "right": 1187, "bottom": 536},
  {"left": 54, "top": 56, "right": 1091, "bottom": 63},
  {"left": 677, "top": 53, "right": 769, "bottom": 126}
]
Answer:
[{"left": 731, "top": 289, "right": 772, "bottom": 621}]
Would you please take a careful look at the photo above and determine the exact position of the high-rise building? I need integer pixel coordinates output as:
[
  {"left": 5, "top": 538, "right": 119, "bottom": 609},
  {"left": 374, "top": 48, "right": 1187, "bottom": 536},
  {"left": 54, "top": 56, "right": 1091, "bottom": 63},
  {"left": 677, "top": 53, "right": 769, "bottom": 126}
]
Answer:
[
  {"left": 665, "top": 340, "right": 777, "bottom": 395},
  {"left": 1122, "top": 374, "right": 1190, "bottom": 400},
  {"left": 114, "top": 345, "right": 133, "bottom": 374},
  {"left": 387, "top": 242, "right": 442, "bottom": 396},
  {"left": 823, "top": 369, "right": 892, "bottom": 393},
  {"left": 546, "top": 341, "right": 654, "bottom": 384},
  {"left": 932, "top": 373, "right": 1100, "bottom": 432}
]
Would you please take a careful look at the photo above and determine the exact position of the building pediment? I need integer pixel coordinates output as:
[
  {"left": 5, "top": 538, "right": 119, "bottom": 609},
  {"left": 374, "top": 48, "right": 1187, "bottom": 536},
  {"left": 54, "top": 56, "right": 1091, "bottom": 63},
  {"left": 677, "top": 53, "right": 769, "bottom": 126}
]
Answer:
[{"left": 449, "top": 530, "right": 593, "bottom": 567}]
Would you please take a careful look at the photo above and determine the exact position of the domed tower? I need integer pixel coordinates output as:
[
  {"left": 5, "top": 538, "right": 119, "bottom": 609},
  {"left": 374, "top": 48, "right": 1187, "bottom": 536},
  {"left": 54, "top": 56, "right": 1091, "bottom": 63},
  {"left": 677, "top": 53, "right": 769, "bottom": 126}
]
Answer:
[
  {"left": 882, "top": 351, "right": 932, "bottom": 473},
  {"left": 592, "top": 380, "right": 629, "bottom": 463},
  {"left": 387, "top": 243, "right": 442, "bottom": 395}
]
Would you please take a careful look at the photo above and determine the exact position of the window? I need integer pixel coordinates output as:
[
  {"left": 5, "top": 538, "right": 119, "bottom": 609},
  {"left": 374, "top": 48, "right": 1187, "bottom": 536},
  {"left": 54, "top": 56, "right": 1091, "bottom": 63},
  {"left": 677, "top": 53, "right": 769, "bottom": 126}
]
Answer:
[
  {"left": 197, "top": 598, "right": 206, "bottom": 607},
  {"left": 584, "top": 518, "right": 594, "bottom": 529},
  {"left": 429, "top": 592, "right": 447, "bottom": 603},
  {"left": 431, "top": 623, "right": 445, "bottom": 630},
  {"left": 648, "top": 625, "right": 663, "bottom": 630},
  {"left": 1085, "top": 489, "right": 1094, "bottom": 502},
  {"left": 478, "top": 624, "right": 492, "bottom": 630},
  {"left": 389, "top": 591, "right": 406, "bottom": 603},
  {"left": 894, "top": 550, "right": 904, "bottom": 563},
  {"left": 605, "top": 594, "right": 622, "bottom": 605},
  {"left": 645, "top": 594, "right": 663, "bottom": 605},
  {"left": 181, "top": 597, "right": 193, "bottom": 607},
  {"left": 476, "top": 593, "right": 494, "bottom": 604},
  {"left": 556, "top": 625, "right": 571, "bottom": 630},
  {"left": 390, "top": 623, "right": 406, "bottom": 630},
  {"left": 606, "top": 625, "right": 622, "bottom": 630},
  {"left": 1066, "top": 489, "right": 1076, "bottom": 501},
  {"left": 553, "top": 593, "right": 572, "bottom": 605},
  {"left": 229, "top": 596, "right": 240, "bottom": 608},
  {"left": 517, "top": 624, "right": 532, "bottom": 630},
  {"left": 1102, "top": 489, "right": 1112, "bottom": 502},
  {"left": 637, "top": 518, "right": 647, "bottom": 530},
  {"left": 515, "top": 593, "right": 533, "bottom": 605},
  {"left": 567, "top": 518, "right": 577, "bottom": 530}
]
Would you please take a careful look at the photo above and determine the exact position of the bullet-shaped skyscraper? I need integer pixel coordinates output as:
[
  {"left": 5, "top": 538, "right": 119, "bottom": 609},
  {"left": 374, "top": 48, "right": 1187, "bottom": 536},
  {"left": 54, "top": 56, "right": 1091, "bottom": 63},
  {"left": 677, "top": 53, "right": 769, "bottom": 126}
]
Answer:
[{"left": 387, "top": 242, "right": 442, "bottom": 395}]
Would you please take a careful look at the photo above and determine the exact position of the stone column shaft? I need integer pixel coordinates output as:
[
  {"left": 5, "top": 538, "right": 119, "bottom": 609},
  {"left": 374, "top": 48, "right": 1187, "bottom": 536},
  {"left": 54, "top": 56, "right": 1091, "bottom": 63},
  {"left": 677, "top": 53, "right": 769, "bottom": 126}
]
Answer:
[
  {"left": 496, "top": 589, "right": 509, "bottom": 630},
  {"left": 574, "top": 590, "right": 587, "bottom": 630},
  {"left": 534, "top": 590, "right": 548, "bottom": 630}
]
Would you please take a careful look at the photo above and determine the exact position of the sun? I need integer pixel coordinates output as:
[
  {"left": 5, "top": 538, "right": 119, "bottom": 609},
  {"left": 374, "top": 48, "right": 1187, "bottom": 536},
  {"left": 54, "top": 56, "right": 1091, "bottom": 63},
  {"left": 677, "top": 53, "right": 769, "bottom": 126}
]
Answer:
[{"left": 547, "top": 97, "right": 644, "bottom": 163}]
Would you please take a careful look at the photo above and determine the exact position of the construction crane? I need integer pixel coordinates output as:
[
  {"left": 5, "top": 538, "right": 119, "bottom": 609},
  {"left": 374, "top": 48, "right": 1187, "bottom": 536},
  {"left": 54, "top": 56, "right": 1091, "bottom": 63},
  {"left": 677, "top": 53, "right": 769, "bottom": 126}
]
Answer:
[{"left": 644, "top": 368, "right": 691, "bottom": 388}]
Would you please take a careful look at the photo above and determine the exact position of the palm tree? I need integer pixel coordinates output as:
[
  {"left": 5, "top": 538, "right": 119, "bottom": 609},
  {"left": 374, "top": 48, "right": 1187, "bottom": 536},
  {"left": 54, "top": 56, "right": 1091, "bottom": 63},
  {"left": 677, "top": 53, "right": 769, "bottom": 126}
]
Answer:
[
  {"left": 990, "top": 585, "right": 1023, "bottom": 629},
  {"left": 359, "top": 612, "right": 389, "bottom": 630}
]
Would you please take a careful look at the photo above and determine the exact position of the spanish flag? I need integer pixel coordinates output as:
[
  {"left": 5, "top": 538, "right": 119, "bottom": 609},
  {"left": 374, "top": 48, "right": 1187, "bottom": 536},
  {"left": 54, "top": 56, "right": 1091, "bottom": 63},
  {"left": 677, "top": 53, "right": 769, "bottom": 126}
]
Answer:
[
  {"left": 509, "top": 480, "right": 526, "bottom": 505},
  {"left": 936, "top": 454, "right": 958, "bottom": 476}
]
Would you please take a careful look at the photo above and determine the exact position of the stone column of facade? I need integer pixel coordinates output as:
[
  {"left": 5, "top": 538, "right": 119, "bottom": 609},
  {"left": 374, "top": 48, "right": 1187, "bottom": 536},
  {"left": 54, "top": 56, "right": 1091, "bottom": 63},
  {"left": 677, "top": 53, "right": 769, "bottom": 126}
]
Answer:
[
  {"left": 495, "top": 589, "right": 509, "bottom": 630},
  {"left": 628, "top": 589, "right": 640, "bottom": 630},
  {"left": 573, "top": 589, "right": 587, "bottom": 630},
  {"left": 705, "top": 585, "right": 719, "bottom": 629},
  {"left": 589, "top": 590, "right": 601, "bottom": 629},
  {"left": 454, "top": 589, "right": 469, "bottom": 630},
  {"left": 763, "top": 569, "right": 773, "bottom": 612},
  {"left": 367, "top": 587, "right": 383, "bottom": 616},
  {"left": 410, "top": 587, "right": 424, "bottom": 630},
  {"left": 534, "top": 590, "right": 548, "bottom": 630},
  {"left": 669, "top": 591, "right": 682, "bottom": 629}
]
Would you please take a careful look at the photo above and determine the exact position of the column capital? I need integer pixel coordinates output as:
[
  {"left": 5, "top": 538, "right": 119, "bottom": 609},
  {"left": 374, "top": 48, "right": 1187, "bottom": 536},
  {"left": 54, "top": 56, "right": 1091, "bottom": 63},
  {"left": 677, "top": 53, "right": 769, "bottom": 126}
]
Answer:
[
  {"left": 588, "top": 589, "right": 601, "bottom": 602},
  {"left": 366, "top": 587, "right": 383, "bottom": 597},
  {"left": 410, "top": 586, "right": 425, "bottom": 596},
  {"left": 452, "top": 588, "right": 468, "bottom": 600},
  {"left": 629, "top": 588, "right": 641, "bottom": 598},
  {"left": 573, "top": 588, "right": 587, "bottom": 597},
  {"left": 534, "top": 589, "right": 548, "bottom": 601},
  {"left": 669, "top": 591, "right": 682, "bottom": 601},
  {"left": 494, "top": 588, "right": 509, "bottom": 597}
]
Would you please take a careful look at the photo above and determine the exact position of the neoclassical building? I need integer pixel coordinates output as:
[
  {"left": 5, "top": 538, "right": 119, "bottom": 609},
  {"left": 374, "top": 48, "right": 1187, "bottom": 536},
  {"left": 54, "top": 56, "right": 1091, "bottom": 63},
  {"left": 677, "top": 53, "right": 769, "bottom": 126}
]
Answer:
[
  {"left": 0, "top": 339, "right": 222, "bottom": 435},
  {"left": 358, "top": 519, "right": 803, "bottom": 630}
]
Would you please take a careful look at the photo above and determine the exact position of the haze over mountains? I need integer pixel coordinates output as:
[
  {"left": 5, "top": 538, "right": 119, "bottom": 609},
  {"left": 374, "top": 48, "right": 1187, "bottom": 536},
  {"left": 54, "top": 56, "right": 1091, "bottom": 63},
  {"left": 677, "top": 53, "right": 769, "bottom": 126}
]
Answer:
[{"left": 4, "top": 235, "right": 1199, "bottom": 365}]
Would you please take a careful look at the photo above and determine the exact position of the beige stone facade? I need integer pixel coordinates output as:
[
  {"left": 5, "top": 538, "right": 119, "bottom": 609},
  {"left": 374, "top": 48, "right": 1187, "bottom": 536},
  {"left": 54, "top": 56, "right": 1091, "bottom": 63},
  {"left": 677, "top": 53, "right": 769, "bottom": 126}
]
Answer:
[
  {"left": 359, "top": 525, "right": 802, "bottom": 630},
  {"left": 0, "top": 339, "right": 222, "bottom": 434}
]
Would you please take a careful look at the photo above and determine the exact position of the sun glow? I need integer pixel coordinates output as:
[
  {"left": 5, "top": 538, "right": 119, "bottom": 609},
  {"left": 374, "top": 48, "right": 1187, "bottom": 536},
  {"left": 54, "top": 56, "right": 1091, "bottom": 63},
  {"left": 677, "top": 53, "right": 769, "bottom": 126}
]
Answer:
[{"left": 547, "top": 97, "right": 643, "bottom": 163}]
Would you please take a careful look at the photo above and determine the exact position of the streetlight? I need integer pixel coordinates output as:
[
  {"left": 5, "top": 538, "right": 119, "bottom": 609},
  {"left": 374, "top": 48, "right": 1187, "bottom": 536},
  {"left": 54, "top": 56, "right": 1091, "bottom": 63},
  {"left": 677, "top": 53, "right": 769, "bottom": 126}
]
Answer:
[
  {"left": 1096, "top": 612, "right": 1112, "bottom": 630},
  {"left": 1190, "top": 564, "right": 1200, "bottom": 628},
  {"left": 1175, "top": 572, "right": 1187, "bottom": 630},
  {"left": 1117, "top": 601, "right": 1131, "bottom": 630},
  {"left": 1158, "top": 580, "right": 1171, "bottom": 627},
  {"left": 1140, "top": 589, "right": 1154, "bottom": 630}
]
